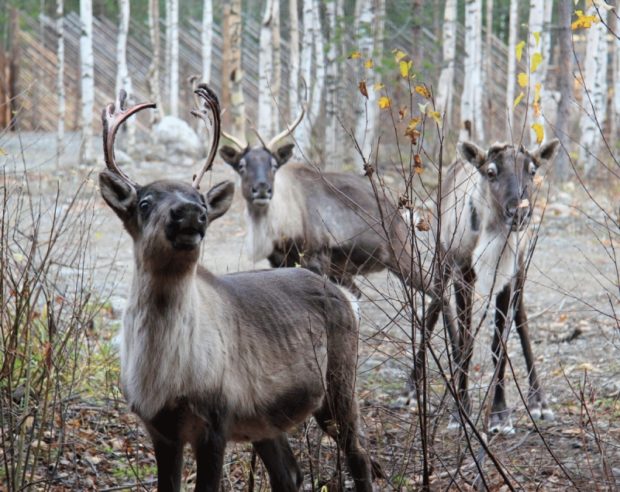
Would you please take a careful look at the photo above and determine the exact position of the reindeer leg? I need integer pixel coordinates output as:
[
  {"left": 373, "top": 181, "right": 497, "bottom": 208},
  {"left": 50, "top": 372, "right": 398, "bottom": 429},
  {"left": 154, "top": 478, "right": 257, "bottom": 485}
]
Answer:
[
  {"left": 193, "top": 414, "right": 227, "bottom": 492},
  {"left": 448, "top": 268, "right": 475, "bottom": 430},
  {"left": 514, "top": 287, "right": 553, "bottom": 421},
  {"left": 253, "top": 435, "right": 303, "bottom": 492},
  {"left": 490, "top": 284, "right": 514, "bottom": 434},
  {"left": 151, "top": 437, "right": 183, "bottom": 492}
]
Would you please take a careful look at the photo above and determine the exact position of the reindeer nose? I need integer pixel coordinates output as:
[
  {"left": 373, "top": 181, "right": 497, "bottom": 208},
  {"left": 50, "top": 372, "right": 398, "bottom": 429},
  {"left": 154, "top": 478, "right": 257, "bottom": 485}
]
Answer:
[
  {"left": 505, "top": 199, "right": 519, "bottom": 219},
  {"left": 170, "top": 202, "right": 207, "bottom": 227},
  {"left": 251, "top": 182, "right": 272, "bottom": 199}
]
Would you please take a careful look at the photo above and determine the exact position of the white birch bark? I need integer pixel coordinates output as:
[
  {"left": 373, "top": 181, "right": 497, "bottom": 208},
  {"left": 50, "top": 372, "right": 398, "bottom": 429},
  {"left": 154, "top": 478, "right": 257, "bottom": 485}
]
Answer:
[
  {"left": 297, "top": 0, "right": 316, "bottom": 155},
  {"left": 229, "top": 0, "right": 245, "bottom": 136},
  {"left": 579, "top": 6, "right": 608, "bottom": 175},
  {"left": 435, "top": 0, "right": 457, "bottom": 123},
  {"left": 325, "top": 0, "right": 342, "bottom": 162},
  {"left": 116, "top": 0, "right": 134, "bottom": 149},
  {"left": 147, "top": 0, "right": 163, "bottom": 123},
  {"left": 164, "top": 0, "right": 171, "bottom": 103},
  {"left": 610, "top": 0, "right": 620, "bottom": 142},
  {"left": 258, "top": 0, "right": 275, "bottom": 138},
  {"left": 308, "top": 0, "right": 326, "bottom": 157},
  {"left": 169, "top": 0, "right": 179, "bottom": 117},
  {"left": 459, "top": 0, "right": 484, "bottom": 142},
  {"left": 271, "top": 0, "right": 281, "bottom": 132},
  {"left": 79, "top": 0, "right": 94, "bottom": 163},
  {"left": 505, "top": 0, "right": 518, "bottom": 132},
  {"left": 56, "top": 0, "right": 65, "bottom": 168},
  {"left": 201, "top": 0, "right": 213, "bottom": 83},
  {"left": 354, "top": 0, "right": 385, "bottom": 170},
  {"left": 527, "top": 0, "right": 545, "bottom": 144},
  {"left": 288, "top": 0, "right": 300, "bottom": 123}
]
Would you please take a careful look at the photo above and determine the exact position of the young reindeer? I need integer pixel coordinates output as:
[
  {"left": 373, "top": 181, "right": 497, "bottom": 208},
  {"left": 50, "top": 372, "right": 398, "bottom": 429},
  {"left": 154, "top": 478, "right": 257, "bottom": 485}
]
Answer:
[
  {"left": 99, "top": 87, "right": 375, "bottom": 491},
  {"left": 437, "top": 139, "right": 560, "bottom": 434}
]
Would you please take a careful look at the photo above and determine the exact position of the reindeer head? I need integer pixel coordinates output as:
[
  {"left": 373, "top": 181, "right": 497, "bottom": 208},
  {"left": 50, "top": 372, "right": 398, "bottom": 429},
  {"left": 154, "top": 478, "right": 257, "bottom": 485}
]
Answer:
[
  {"left": 219, "top": 107, "right": 304, "bottom": 208},
  {"left": 458, "top": 139, "right": 560, "bottom": 232},
  {"left": 99, "top": 87, "right": 234, "bottom": 275}
]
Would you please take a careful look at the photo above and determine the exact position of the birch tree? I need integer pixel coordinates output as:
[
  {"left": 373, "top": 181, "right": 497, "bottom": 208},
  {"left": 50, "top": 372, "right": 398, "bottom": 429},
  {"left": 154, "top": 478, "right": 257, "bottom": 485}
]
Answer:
[
  {"left": 272, "top": 0, "right": 281, "bottom": 131},
  {"left": 435, "top": 0, "right": 457, "bottom": 123},
  {"left": 505, "top": 0, "right": 518, "bottom": 132},
  {"left": 79, "top": 0, "right": 94, "bottom": 163},
  {"left": 297, "top": 0, "right": 325, "bottom": 157},
  {"left": 116, "top": 0, "right": 134, "bottom": 149},
  {"left": 258, "top": 0, "right": 276, "bottom": 137},
  {"left": 201, "top": 0, "right": 213, "bottom": 83},
  {"left": 56, "top": 0, "right": 65, "bottom": 168},
  {"left": 288, "top": 0, "right": 300, "bottom": 124},
  {"left": 147, "top": 0, "right": 163, "bottom": 123},
  {"left": 460, "top": 0, "right": 484, "bottom": 142},
  {"left": 168, "top": 0, "right": 179, "bottom": 117},
  {"left": 223, "top": 0, "right": 244, "bottom": 136},
  {"left": 579, "top": 6, "right": 608, "bottom": 175},
  {"left": 483, "top": 0, "right": 493, "bottom": 110},
  {"left": 354, "top": 0, "right": 385, "bottom": 169},
  {"left": 554, "top": 0, "right": 572, "bottom": 182},
  {"left": 325, "top": 0, "right": 344, "bottom": 162},
  {"left": 609, "top": 0, "right": 620, "bottom": 143},
  {"left": 527, "top": 0, "right": 547, "bottom": 144}
]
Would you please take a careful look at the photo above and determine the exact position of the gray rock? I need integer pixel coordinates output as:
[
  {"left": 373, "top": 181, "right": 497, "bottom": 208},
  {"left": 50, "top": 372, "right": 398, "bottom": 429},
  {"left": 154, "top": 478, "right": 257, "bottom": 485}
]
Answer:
[{"left": 153, "top": 116, "right": 204, "bottom": 165}]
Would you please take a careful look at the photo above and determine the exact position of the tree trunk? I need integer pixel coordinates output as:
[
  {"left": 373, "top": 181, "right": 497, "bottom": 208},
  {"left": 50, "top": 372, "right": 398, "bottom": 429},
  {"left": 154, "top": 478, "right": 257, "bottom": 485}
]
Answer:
[
  {"left": 288, "top": 0, "right": 300, "bottom": 124},
  {"left": 436, "top": 0, "right": 457, "bottom": 123},
  {"left": 164, "top": 0, "right": 171, "bottom": 104},
  {"left": 56, "top": 0, "right": 65, "bottom": 168},
  {"left": 554, "top": 0, "right": 572, "bottom": 182},
  {"left": 116, "top": 0, "right": 134, "bottom": 149},
  {"left": 354, "top": 0, "right": 385, "bottom": 170},
  {"left": 325, "top": 0, "right": 343, "bottom": 165},
  {"left": 505, "top": 0, "right": 518, "bottom": 133},
  {"left": 201, "top": 0, "right": 213, "bottom": 84},
  {"left": 484, "top": 0, "right": 493, "bottom": 115},
  {"left": 228, "top": 0, "right": 245, "bottom": 137},
  {"left": 411, "top": 0, "right": 423, "bottom": 64},
  {"left": 258, "top": 0, "right": 275, "bottom": 138},
  {"left": 460, "top": 0, "right": 484, "bottom": 142},
  {"left": 147, "top": 0, "right": 163, "bottom": 123},
  {"left": 79, "top": 0, "right": 94, "bottom": 164},
  {"left": 169, "top": 0, "right": 179, "bottom": 117},
  {"left": 610, "top": 0, "right": 620, "bottom": 144},
  {"left": 297, "top": 0, "right": 317, "bottom": 156},
  {"left": 579, "top": 5, "right": 608, "bottom": 176},
  {"left": 527, "top": 0, "right": 545, "bottom": 144},
  {"left": 308, "top": 0, "right": 326, "bottom": 160}
]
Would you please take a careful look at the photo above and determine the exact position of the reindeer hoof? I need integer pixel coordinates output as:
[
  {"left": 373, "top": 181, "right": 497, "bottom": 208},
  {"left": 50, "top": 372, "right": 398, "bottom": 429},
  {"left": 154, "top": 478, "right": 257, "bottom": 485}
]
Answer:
[
  {"left": 395, "top": 391, "right": 418, "bottom": 411},
  {"left": 490, "top": 410, "right": 515, "bottom": 435},
  {"left": 530, "top": 404, "right": 554, "bottom": 421}
]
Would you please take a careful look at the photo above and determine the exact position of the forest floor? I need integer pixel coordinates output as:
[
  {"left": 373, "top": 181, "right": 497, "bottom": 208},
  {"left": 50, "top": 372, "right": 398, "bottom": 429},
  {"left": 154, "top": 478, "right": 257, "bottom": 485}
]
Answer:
[{"left": 2, "top": 133, "right": 619, "bottom": 490}]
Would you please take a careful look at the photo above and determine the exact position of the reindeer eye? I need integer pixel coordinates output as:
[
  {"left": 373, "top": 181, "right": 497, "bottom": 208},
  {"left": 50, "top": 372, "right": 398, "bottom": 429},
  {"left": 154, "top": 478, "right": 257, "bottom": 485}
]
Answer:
[
  {"left": 139, "top": 199, "right": 151, "bottom": 212},
  {"left": 486, "top": 163, "right": 498, "bottom": 179},
  {"left": 528, "top": 161, "right": 538, "bottom": 176},
  {"left": 237, "top": 159, "right": 246, "bottom": 175}
]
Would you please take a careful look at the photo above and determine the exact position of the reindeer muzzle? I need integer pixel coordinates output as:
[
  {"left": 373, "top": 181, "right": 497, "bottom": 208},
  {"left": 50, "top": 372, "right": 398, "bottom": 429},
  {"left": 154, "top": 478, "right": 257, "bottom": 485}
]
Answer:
[{"left": 165, "top": 202, "right": 207, "bottom": 250}]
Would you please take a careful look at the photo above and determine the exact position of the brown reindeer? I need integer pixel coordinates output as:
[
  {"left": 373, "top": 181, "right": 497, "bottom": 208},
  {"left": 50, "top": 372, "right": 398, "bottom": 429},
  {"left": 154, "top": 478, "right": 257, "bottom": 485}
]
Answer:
[
  {"left": 434, "top": 139, "right": 560, "bottom": 433},
  {"left": 99, "top": 87, "right": 376, "bottom": 491}
]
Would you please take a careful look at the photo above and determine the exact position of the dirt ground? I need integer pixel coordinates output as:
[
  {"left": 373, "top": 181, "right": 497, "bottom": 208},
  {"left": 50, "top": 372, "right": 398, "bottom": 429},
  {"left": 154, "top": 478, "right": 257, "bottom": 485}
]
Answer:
[{"left": 2, "top": 132, "right": 619, "bottom": 490}]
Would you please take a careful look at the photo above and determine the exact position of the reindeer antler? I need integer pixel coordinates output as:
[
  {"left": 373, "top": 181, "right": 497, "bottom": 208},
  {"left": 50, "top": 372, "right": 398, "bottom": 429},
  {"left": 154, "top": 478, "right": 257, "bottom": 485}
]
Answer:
[
  {"left": 191, "top": 84, "right": 221, "bottom": 190},
  {"left": 266, "top": 77, "right": 307, "bottom": 151},
  {"left": 102, "top": 90, "right": 156, "bottom": 186}
]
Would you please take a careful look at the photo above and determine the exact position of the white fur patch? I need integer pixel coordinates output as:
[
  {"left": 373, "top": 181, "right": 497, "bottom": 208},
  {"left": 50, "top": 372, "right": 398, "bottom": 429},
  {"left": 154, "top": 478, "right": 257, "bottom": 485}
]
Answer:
[
  {"left": 473, "top": 230, "right": 520, "bottom": 297},
  {"left": 245, "top": 166, "right": 305, "bottom": 262}
]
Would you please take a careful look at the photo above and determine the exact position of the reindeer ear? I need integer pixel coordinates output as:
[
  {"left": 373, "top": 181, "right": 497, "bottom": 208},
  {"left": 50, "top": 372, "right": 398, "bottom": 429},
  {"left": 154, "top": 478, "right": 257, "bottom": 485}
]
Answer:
[
  {"left": 274, "top": 143, "right": 295, "bottom": 167},
  {"left": 219, "top": 146, "right": 243, "bottom": 169},
  {"left": 99, "top": 170, "right": 138, "bottom": 221},
  {"left": 457, "top": 141, "right": 486, "bottom": 168},
  {"left": 205, "top": 180, "right": 235, "bottom": 222},
  {"left": 531, "top": 139, "right": 560, "bottom": 165}
]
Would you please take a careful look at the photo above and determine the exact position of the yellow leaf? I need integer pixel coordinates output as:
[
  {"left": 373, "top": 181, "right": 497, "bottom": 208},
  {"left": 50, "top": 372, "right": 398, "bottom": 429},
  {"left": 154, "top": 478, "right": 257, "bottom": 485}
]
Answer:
[
  {"left": 515, "top": 41, "right": 526, "bottom": 62},
  {"left": 393, "top": 49, "right": 408, "bottom": 62},
  {"left": 348, "top": 51, "right": 362, "bottom": 59},
  {"left": 531, "top": 122, "right": 544, "bottom": 144},
  {"left": 364, "top": 58, "right": 374, "bottom": 69},
  {"left": 534, "top": 82, "right": 542, "bottom": 101},
  {"left": 407, "top": 117, "right": 422, "bottom": 129},
  {"left": 571, "top": 10, "right": 599, "bottom": 30},
  {"left": 533, "top": 31, "right": 540, "bottom": 46},
  {"left": 530, "top": 52, "right": 543, "bottom": 73},
  {"left": 378, "top": 96, "right": 391, "bottom": 109},
  {"left": 373, "top": 82, "right": 385, "bottom": 91},
  {"left": 0, "top": 147, "right": 6, "bottom": 156},
  {"left": 400, "top": 60, "right": 413, "bottom": 78},
  {"left": 428, "top": 111, "right": 442, "bottom": 125},
  {"left": 415, "top": 84, "right": 431, "bottom": 99},
  {"left": 517, "top": 72, "right": 529, "bottom": 88},
  {"left": 513, "top": 92, "right": 524, "bottom": 108}
]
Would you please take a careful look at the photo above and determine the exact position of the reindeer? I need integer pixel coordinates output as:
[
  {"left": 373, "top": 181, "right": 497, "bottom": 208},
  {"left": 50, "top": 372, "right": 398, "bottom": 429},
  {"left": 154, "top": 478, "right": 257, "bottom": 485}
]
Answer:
[
  {"left": 99, "top": 87, "right": 377, "bottom": 491},
  {"left": 433, "top": 139, "right": 560, "bottom": 434}
]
